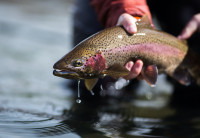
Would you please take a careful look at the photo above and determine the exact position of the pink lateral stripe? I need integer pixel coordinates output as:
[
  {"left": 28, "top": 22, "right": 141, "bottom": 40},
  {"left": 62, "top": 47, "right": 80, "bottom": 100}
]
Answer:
[{"left": 108, "top": 43, "right": 186, "bottom": 57}]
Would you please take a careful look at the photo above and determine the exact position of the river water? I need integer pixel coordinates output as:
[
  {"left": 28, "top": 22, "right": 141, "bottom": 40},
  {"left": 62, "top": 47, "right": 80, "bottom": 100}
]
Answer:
[{"left": 0, "top": 0, "right": 200, "bottom": 138}]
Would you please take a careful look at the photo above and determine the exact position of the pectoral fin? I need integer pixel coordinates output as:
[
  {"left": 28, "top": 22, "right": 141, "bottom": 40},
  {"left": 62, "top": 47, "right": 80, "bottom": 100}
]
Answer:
[
  {"left": 84, "top": 78, "right": 98, "bottom": 91},
  {"left": 141, "top": 65, "right": 158, "bottom": 87},
  {"left": 103, "top": 64, "right": 129, "bottom": 78}
]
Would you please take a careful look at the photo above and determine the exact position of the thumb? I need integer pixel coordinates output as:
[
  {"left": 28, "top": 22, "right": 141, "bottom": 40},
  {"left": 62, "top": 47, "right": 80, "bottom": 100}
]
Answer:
[{"left": 117, "top": 13, "right": 138, "bottom": 34}]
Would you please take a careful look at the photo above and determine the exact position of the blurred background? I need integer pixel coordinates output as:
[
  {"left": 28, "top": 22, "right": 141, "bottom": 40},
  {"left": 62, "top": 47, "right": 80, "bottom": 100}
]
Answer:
[
  {"left": 0, "top": 0, "right": 76, "bottom": 137},
  {"left": 0, "top": 0, "right": 200, "bottom": 138}
]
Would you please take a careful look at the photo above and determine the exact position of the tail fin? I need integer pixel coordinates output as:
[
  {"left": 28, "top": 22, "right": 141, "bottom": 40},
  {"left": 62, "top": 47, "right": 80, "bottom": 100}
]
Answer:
[
  {"left": 189, "top": 64, "right": 200, "bottom": 85},
  {"left": 186, "top": 49, "right": 200, "bottom": 85}
]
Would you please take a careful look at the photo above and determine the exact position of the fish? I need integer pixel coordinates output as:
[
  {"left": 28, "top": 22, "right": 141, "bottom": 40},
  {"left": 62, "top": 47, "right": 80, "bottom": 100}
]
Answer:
[{"left": 53, "top": 15, "right": 200, "bottom": 91}]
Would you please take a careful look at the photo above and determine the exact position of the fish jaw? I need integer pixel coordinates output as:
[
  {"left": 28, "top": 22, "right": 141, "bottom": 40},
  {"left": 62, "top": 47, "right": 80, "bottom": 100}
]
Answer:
[
  {"left": 53, "top": 57, "right": 84, "bottom": 79},
  {"left": 53, "top": 61, "right": 83, "bottom": 79},
  {"left": 53, "top": 69, "right": 82, "bottom": 79},
  {"left": 53, "top": 64, "right": 97, "bottom": 79}
]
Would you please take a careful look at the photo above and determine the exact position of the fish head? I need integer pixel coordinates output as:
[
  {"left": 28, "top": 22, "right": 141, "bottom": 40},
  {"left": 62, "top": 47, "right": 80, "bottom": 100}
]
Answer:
[{"left": 53, "top": 42, "right": 106, "bottom": 80}]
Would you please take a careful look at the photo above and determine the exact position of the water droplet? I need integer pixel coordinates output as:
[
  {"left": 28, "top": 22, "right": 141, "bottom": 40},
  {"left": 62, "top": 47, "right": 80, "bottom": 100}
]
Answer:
[
  {"left": 76, "top": 80, "right": 81, "bottom": 103},
  {"left": 78, "top": 80, "right": 80, "bottom": 96},
  {"left": 150, "top": 84, "right": 156, "bottom": 87},
  {"left": 100, "top": 84, "right": 106, "bottom": 96},
  {"left": 100, "top": 84, "right": 104, "bottom": 91},
  {"left": 114, "top": 77, "right": 130, "bottom": 90},
  {"left": 90, "top": 90, "right": 95, "bottom": 96},
  {"left": 89, "top": 74, "right": 94, "bottom": 77},
  {"left": 76, "top": 99, "right": 81, "bottom": 103}
]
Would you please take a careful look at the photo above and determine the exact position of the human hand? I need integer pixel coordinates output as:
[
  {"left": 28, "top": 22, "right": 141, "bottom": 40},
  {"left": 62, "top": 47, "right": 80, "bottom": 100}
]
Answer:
[
  {"left": 116, "top": 13, "right": 143, "bottom": 80},
  {"left": 178, "top": 13, "right": 200, "bottom": 40},
  {"left": 116, "top": 13, "right": 138, "bottom": 34}
]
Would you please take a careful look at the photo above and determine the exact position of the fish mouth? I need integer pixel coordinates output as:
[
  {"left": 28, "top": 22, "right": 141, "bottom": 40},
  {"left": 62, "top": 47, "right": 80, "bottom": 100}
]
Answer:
[{"left": 53, "top": 69, "right": 82, "bottom": 79}]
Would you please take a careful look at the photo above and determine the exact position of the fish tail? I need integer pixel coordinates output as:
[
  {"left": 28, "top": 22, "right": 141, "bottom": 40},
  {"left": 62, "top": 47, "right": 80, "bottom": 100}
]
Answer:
[
  {"left": 175, "top": 49, "right": 200, "bottom": 86},
  {"left": 189, "top": 64, "right": 200, "bottom": 85},
  {"left": 187, "top": 49, "right": 200, "bottom": 85}
]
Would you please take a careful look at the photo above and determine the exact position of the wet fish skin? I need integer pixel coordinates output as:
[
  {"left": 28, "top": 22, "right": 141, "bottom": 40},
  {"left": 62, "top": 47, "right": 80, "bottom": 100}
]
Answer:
[{"left": 53, "top": 15, "right": 200, "bottom": 89}]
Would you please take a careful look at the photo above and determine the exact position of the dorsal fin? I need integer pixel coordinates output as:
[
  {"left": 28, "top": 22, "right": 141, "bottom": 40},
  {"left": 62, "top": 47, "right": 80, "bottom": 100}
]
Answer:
[{"left": 137, "top": 14, "right": 153, "bottom": 28}]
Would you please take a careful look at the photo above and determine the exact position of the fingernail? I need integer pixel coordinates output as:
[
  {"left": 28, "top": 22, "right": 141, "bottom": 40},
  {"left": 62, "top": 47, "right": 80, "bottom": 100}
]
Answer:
[
  {"left": 135, "top": 62, "right": 141, "bottom": 69},
  {"left": 125, "top": 62, "right": 134, "bottom": 71},
  {"left": 136, "top": 60, "right": 143, "bottom": 67}
]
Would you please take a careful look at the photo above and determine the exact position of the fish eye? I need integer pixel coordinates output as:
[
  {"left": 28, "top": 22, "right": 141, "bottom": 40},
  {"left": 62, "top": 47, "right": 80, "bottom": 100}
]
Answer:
[{"left": 71, "top": 59, "right": 85, "bottom": 67}]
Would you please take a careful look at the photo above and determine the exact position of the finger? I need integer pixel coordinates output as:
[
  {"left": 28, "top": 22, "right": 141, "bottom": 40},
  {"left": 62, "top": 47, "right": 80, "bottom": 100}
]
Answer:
[
  {"left": 178, "top": 14, "right": 200, "bottom": 39},
  {"left": 123, "top": 60, "right": 143, "bottom": 80},
  {"left": 124, "top": 61, "right": 134, "bottom": 71},
  {"left": 117, "top": 13, "right": 137, "bottom": 34}
]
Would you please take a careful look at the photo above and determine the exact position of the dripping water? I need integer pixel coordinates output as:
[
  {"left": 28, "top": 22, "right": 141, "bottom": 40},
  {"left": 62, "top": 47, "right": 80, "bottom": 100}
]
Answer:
[
  {"left": 100, "top": 84, "right": 104, "bottom": 91},
  {"left": 76, "top": 80, "right": 81, "bottom": 103},
  {"left": 90, "top": 90, "right": 95, "bottom": 96},
  {"left": 100, "top": 84, "right": 106, "bottom": 96}
]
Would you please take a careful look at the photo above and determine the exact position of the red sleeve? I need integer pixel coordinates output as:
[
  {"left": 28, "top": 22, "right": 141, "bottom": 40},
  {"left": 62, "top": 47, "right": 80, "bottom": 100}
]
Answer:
[{"left": 90, "top": 0, "right": 152, "bottom": 28}]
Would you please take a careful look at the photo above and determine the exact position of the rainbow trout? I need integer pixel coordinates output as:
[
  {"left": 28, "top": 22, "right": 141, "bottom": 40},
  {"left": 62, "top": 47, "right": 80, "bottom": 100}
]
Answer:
[{"left": 53, "top": 15, "right": 200, "bottom": 91}]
